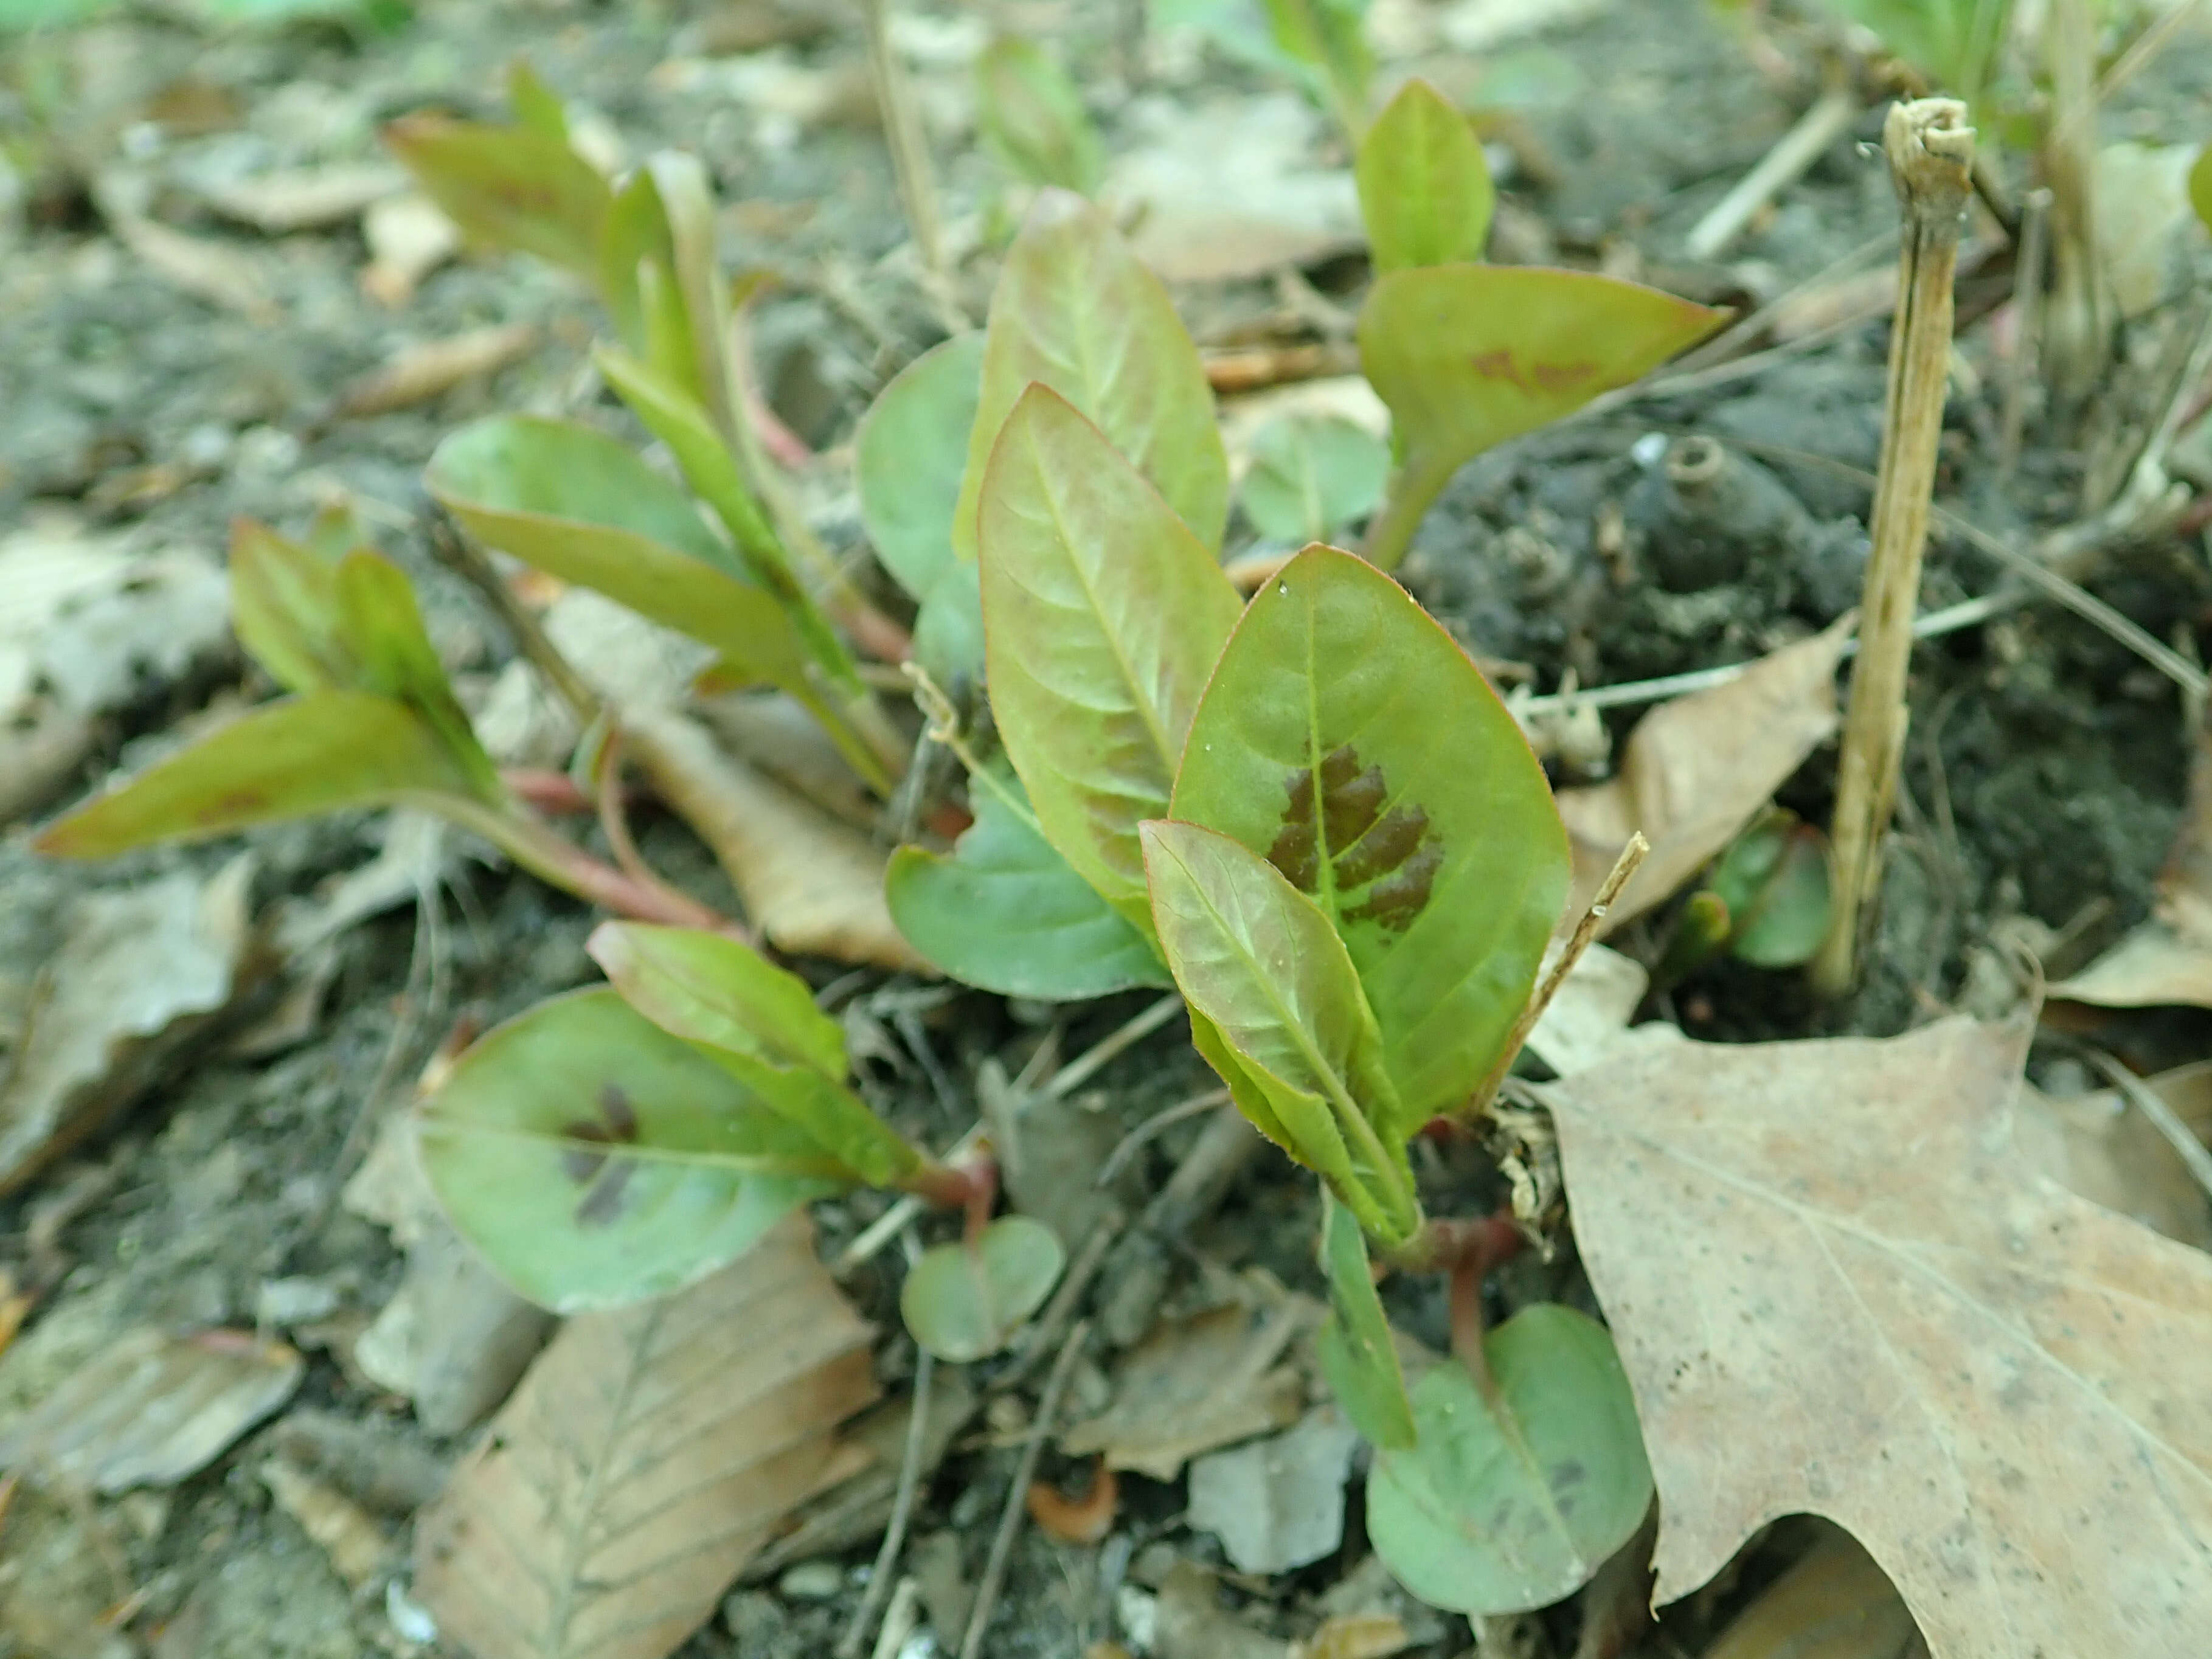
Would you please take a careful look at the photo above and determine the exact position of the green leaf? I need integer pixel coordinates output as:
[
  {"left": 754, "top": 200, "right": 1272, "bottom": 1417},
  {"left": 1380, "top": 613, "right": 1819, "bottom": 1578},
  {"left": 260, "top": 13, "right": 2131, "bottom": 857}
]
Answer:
[
  {"left": 1171, "top": 545, "right": 1567, "bottom": 1127},
  {"left": 952, "top": 192, "right": 1227, "bottom": 562},
  {"left": 1141, "top": 819, "right": 1417, "bottom": 1245},
  {"left": 1239, "top": 415, "right": 1390, "bottom": 543},
  {"left": 586, "top": 922, "right": 847, "bottom": 1077},
  {"left": 1315, "top": 1190, "right": 1415, "bottom": 1450},
  {"left": 594, "top": 345, "right": 856, "bottom": 691},
  {"left": 634, "top": 151, "right": 741, "bottom": 442},
  {"left": 899, "top": 1216, "right": 1066, "bottom": 1363},
  {"left": 1367, "top": 1304, "right": 1654, "bottom": 1615},
  {"left": 598, "top": 166, "right": 693, "bottom": 387},
  {"left": 426, "top": 415, "right": 810, "bottom": 693},
  {"left": 980, "top": 386, "right": 1244, "bottom": 929},
  {"left": 228, "top": 519, "right": 353, "bottom": 695},
  {"left": 417, "top": 988, "right": 850, "bottom": 1312},
  {"left": 1356, "top": 78, "right": 1493, "bottom": 273},
  {"left": 1713, "top": 814, "right": 1832, "bottom": 969},
  {"left": 1261, "top": 0, "right": 1372, "bottom": 133},
  {"left": 505, "top": 60, "right": 569, "bottom": 143},
  {"left": 976, "top": 36, "right": 1103, "bottom": 195},
  {"left": 332, "top": 550, "right": 501, "bottom": 798},
  {"left": 886, "top": 769, "right": 1170, "bottom": 1000},
  {"left": 381, "top": 113, "right": 610, "bottom": 283},
  {"left": 1360, "top": 266, "right": 1722, "bottom": 563},
  {"left": 1812, "top": 0, "right": 2006, "bottom": 100},
  {"left": 856, "top": 333, "right": 988, "bottom": 684},
  {"left": 2190, "top": 142, "right": 2211, "bottom": 237},
  {"left": 36, "top": 691, "right": 475, "bottom": 857},
  {"left": 705, "top": 1049, "right": 919, "bottom": 1188},
  {"left": 1652, "top": 888, "right": 1731, "bottom": 988}
]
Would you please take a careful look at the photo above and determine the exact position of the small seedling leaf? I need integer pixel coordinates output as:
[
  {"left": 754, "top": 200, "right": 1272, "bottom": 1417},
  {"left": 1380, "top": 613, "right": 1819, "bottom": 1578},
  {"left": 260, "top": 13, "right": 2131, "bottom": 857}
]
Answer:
[
  {"left": 1172, "top": 545, "right": 1567, "bottom": 1126},
  {"left": 227, "top": 519, "right": 353, "bottom": 695},
  {"left": 979, "top": 386, "right": 1243, "bottom": 929},
  {"left": 36, "top": 691, "right": 473, "bottom": 857},
  {"left": 953, "top": 192, "right": 1227, "bottom": 561},
  {"left": 594, "top": 345, "right": 855, "bottom": 691},
  {"left": 381, "top": 113, "right": 609, "bottom": 283},
  {"left": 1142, "top": 819, "right": 1416, "bottom": 1244},
  {"left": 1367, "top": 1304, "right": 1654, "bottom": 1615},
  {"left": 504, "top": 59, "right": 569, "bottom": 142},
  {"left": 1315, "top": 1190, "right": 1416, "bottom": 1450},
  {"left": 1239, "top": 414, "right": 1391, "bottom": 544},
  {"left": 899, "top": 1215, "right": 1066, "bottom": 1363},
  {"left": 598, "top": 165, "right": 694, "bottom": 388},
  {"left": 976, "top": 36, "right": 1104, "bottom": 195},
  {"left": 886, "top": 770, "right": 1170, "bottom": 1000},
  {"left": 427, "top": 414, "right": 811, "bottom": 693},
  {"left": 1356, "top": 78, "right": 1493, "bottom": 272},
  {"left": 1708, "top": 811, "right": 1832, "bottom": 969},
  {"left": 856, "top": 334, "right": 988, "bottom": 684},
  {"left": 1261, "top": 0, "right": 1373, "bottom": 133},
  {"left": 1361, "top": 265, "right": 1721, "bottom": 529},
  {"left": 586, "top": 922, "right": 847, "bottom": 1077},
  {"left": 416, "top": 988, "right": 850, "bottom": 1313},
  {"left": 331, "top": 549, "right": 502, "bottom": 798}
]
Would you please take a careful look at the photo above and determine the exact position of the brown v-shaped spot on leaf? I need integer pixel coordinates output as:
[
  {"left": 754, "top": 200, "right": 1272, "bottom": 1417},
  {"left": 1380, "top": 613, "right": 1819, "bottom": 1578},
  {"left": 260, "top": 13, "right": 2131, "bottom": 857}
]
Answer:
[
  {"left": 1267, "top": 743, "right": 1441, "bottom": 933},
  {"left": 560, "top": 1083, "right": 640, "bottom": 1227}
]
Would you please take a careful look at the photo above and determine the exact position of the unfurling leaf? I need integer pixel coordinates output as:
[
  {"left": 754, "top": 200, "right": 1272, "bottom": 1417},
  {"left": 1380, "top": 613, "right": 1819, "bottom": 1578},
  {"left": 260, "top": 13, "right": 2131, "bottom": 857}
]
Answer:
[
  {"left": 1315, "top": 1190, "right": 1415, "bottom": 1450},
  {"left": 1544, "top": 1017, "right": 2212, "bottom": 1657},
  {"left": 1707, "top": 809, "right": 1832, "bottom": 968},
  {"left": 1172, "top": 544, "right": 1567, "bottom": 1126},
  {"left": 976, "top": 36, "right": 1103, "bottom": 195},
  {"left": 415, "top": 1213, "right": 878, "bottom": 1659},
  {"left": 1361, "top": 266, "right": 1721, "bottom": 567},
  {"left": 1142, "top": 819, "right": 1418, "bottom": 1245},
  {"left": 586, "top": 922, "right": 920, "bottom": 1187},
  {"left": 886, "top": 771, "right": 1170, "bottom": 1000},
  {"left": 856, "top": 333, "right": 988, "bottom": 684},
  {"left": 331, "top": 549, "right": 502, "bottom": 797},
  {"left": 427, "top": 415, "right": 810, "bottom": 694},
  {"left": 599, "top": 164, "right": 695, "bottom": 392},
  {"left": 381, "top": 111, "right": 610, "bottom": 282},
  {"left": 36, "top": 692, "right": 477, "bottom": 857},
  {"left": 1356, "top": 78, "right": 1493, "bottom": 272},
  {"left": 900, "top": 1216, "right": 1066, "bottom": 1363},
  {"left": 416, "top": 989, "right": 851, "bottom": 1313},
  {"left": 227, "top": 518, "right": 353, "bottom": 695},
  {"left": 953, "top": 192, "right": 1227, "bottom": 561},
  {"left": 979, "top": 386, "right": 1243, "bottom": 929},
  {"left": 1367, "top": 1305, "right": 1654, "bottom": 1615},
  {"left": 1239, "top": 414, "right": 1391, "bottom": 544}
]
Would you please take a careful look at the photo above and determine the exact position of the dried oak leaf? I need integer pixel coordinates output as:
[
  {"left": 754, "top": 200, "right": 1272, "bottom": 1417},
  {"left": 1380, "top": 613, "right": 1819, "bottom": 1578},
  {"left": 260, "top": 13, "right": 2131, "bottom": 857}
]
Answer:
[
  {"left": 1555, "top": 620, "right": 1847, "bottom": 935},
  {"left": 2052, "top": 729, "right": 2212, "bottom": 1010},
  {"left": 413, "top": 1214, "right": 878, "bottom": 1659},
  {"left": 1544, "top": 1017, "right": 2212, "bottom": 1659}
]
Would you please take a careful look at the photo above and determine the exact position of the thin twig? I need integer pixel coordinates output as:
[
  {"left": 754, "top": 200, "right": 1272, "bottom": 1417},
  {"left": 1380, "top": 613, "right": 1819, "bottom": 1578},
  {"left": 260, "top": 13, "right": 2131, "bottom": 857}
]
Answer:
[
  {"left": 860, "top": 0, "right": 963, "bottom": 332},
  {"left": 867, "top": 1579, "right": 922, "bottom": 1659},
  {"left": 2079, "top": 1050, "right": 2212, "bottom": 1207},
  {"left": 958, "top": 1320, "right": 1091, "bottom": 1659},
  {"left": 1047, "top": 995, "right": 1185, "bottom": 1100},
  {"left": 1814, "top": 100, "right": 1975, "bottom": 996},
  {"left": 838, "top": 1325, "right": 934, "bottom": 1658},
  {"left": 1685, "top": 74, "right": 1860, "bottom": 261},
  {"left": 1095, "top": 1087, "right": 1232, "bottom": 1187},
  {"left": 1999, "top": 187, "right": 2051, "bottom": 477}
]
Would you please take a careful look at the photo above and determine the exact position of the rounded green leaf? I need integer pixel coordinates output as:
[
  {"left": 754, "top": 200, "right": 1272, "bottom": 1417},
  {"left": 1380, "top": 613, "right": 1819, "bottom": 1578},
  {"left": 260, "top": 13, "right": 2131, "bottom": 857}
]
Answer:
[
  {"left": 1316, "top": 1191, "right": 1415, "bottom": 1450},
  {"left": 857, "top": 334, "right": 985, "bottom": 604},
  {"left": 1171, "top": 545, "right": 1569, "bottom": 1127},
  {"left": 953, "top": 192, "right": 1228, "bottom": 561},
  {"left": 36, "top": 691, "right": 473, "bottom": 858},
  {"left": 1723, "top": 823, "right": 1832, "bottom": 970},
  {"left": 1356, "top": 78, "right": 1494, "bottom": 274},
  {"left": 899, "top": 1216, "right": 1066, "bottom": 1363},
  {"left": 381, "top": 114, "right": 610, "bottom": 282},
  {"left": 1239, "top": 414, "right": 1391, "bottom": 544},
  {"left": 886, "top": 771, "right": 1170, "bottom": 1000},
  {"left": 980, "top": 386, "right": 1244, "bottom": 929},
  {"left": 1368, "top": 1304, "right": 1654, "bottom": 1615},
  {"left": 427, "top": 415, "right": 808, "bottom": 690},
  {"left": 416, "top": 988, "right": 851, "bottom": 1313}
]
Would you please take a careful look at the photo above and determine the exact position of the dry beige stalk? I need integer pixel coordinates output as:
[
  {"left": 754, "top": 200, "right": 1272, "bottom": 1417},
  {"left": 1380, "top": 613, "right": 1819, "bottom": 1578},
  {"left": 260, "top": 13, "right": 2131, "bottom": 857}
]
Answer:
[{"left": 1814, "top": 100, "right": 1974, "bottom": 996}]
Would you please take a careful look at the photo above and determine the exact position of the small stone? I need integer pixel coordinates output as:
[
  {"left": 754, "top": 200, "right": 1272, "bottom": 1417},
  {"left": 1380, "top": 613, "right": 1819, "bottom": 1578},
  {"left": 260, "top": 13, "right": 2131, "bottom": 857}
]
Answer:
[
  {"left": 254, "top": 1276, "right": 341, "bottom": 1328},
  {"left": 777, "top": 1559, "right": 845, "bottom": 1602},
  {"left": 723, "top": 1588, "right": 789, "bottom": 1646}
]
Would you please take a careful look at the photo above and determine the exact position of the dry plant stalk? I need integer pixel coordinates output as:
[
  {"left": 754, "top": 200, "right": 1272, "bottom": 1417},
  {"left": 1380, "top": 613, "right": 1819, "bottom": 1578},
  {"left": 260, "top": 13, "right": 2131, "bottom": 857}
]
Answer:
[{"left": 1813, "top": 100, "right": 1974, "bottom": 996}]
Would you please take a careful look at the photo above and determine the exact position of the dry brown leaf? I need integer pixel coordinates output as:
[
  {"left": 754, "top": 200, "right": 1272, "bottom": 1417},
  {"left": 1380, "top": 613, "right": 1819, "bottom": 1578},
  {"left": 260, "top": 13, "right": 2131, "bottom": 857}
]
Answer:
[
  {"left": 333, "top": 322, "right": 541, "bottom": 420},
  {"left": 0, "top": 857, "right": 264, "bottom": 1196},
  {"left": 2015, "top": 1067, "right": 2212, "bottom": 1251},
  {"left": 1061, "top": 1301, "right": 1306, "bottom": 1480},
  {"left": 361, "top": 191, "right": 462, "bottom": 307},
  {"left": 94, "top": 173, "right": 277, "bottom": 322},
  {"left": 1701, "top": 1525, "right": 1918, "bottom": 1659},
  {"left": 260, "top": 1457, "right": 391, "bottom": 1589},
  {"left": 1556, "top": 620, "right": 1849, "bottom": 935},
  {"left": 195, "top": 162, "right": 407, "bottom": 234},
  {"left": 0, "top": 1328, "right": 303, "bottom": 1493},
  {"left": 624, "top": 706, "right": 926, "bottom": 971},
  {"left": 1289, "top": 1613, "right": 1412, "bottom": 1659},
  {"left": 1156, "top": 1561, "right": 1289, "bottom": 1659},
  {"left": 2053, "top": 730, "right": 2212, "bottom": 1009},
  {"left": 414, "top": 1214, "right": 878, "bottom": 1659},
  {"left": 1545, "top": 1017, "right": 2212, "bottom": 1659}
]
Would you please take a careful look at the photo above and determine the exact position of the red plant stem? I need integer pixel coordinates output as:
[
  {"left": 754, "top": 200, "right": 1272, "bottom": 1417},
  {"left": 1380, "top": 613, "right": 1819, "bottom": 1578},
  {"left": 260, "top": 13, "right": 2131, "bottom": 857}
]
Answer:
[
  {"left": 901, "top": 1154, "right": 1000, "bottom": 1239},
  {"left": 502, "top": 767, "right": 594, "bottom": 815},
  {"left": 431, "top": 792, "right": 739, "bottom": 933}
]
